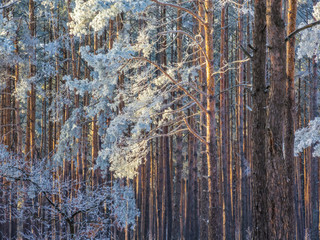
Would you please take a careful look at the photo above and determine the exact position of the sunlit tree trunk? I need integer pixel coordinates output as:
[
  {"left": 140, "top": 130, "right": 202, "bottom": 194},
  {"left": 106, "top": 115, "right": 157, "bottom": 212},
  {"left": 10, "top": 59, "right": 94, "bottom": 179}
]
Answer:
[
  {"left": 198, "top": 2, "right": 209, "bottom": 240},
  {"left": 285, "top": 0, "right": 299, "bottom": 238},
  {"left": 204, "top": 1, "right": 221, "bottom": 238}
]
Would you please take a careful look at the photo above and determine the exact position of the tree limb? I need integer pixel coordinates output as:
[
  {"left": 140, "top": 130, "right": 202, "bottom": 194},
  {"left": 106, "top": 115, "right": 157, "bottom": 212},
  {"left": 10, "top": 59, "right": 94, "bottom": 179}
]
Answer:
[
  {"left": 131, "top": 57, "right": 207, "bottom": 114},
  {"left": 285, "top": 20, "right": 320, "bottom": 41},
  {"left": 183, "top": 118, "right": 208, "bottom": 146},
  {"left": 240, "top": 45, "right": 253, "bottom": 59}
]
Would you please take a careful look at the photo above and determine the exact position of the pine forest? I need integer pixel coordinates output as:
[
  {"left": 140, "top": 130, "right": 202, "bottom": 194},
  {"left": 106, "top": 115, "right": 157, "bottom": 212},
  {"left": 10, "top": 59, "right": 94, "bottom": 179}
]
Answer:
[{"left": 1, "top": 0, "right": 320, "bottom": 239}]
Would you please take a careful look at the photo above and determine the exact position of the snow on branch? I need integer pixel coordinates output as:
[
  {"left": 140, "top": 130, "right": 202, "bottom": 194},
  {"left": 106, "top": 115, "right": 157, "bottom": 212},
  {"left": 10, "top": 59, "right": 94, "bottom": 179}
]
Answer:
[
  {"left": 0, "top": 0, "right": 19, "bottom": 10},
  {"left": 295, "top": 117, "right": 320, "bottom": 157}
]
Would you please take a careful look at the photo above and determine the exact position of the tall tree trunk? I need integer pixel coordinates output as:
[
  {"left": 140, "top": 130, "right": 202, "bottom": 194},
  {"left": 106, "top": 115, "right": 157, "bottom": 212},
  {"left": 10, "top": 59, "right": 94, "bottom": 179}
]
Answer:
[
  {"left": 266, "top": 0, "right": 295, "bottom": 238},
  {"left": 285, "top": 0, "right": 298, "bottom": 238},
  {"left": 198, "top": 2, "right": 209, "bottom": 239},
  {"left": 173, "top": 2, "right": 184, "bottom": 238},
  {"left": 310, "top": 44, "right": 319, "bottom": 240},
  {"left": 204, "top": 0, "right": 221, "bottom": 238},
  {"left": 148, "top": 138, "right": 154, "bottom": 239},
  {"left": 251, "top": 0, "right": 268, "bottom": 238},
  {"left": 310, "top": 2, "right": 319, "bottom": 238},
  {"left": 220, "top": 4, "right": 233, "bottom": 239},
  {"left": 25, "top": 0, "right": 36, "bottom": 162},
  {"left": 92, "top": 32, "right": 99, "bottom": 187}
]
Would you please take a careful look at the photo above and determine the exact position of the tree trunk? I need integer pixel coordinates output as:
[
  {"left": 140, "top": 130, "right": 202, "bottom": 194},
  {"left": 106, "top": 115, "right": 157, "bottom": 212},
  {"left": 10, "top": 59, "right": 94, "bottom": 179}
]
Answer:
[
  {"left": 266, "top": 0, "right": 295, "bottom": 238},
  {"left": 220, "top": 4, "right": 233, "bottom": 239},
  {"left": 204, "top": 1, "right": 221, "bottom": 238},
  {"left": 285, "top": 0, "right": 298, "bottom": 238},
  {"left": 251, "top": 0, "right": 268, "bottom": 238},
  {"left": 198, "top": 2, "right": 209, "bottom": 239},
  {"left": 173, "top": 3, "right": 184, "bottom": 238}
]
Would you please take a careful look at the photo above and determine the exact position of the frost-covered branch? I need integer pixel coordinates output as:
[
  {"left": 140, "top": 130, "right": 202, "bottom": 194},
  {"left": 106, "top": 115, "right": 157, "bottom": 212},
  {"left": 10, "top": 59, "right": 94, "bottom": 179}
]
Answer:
[
  {"left": 0, "top": 0, "right": 19, "bottom": 10},
  {"left": 295, "top": 117, "right": 320, "bottom": 157},
  {"left": 0, "top": 146, "right": 139, "bottom": 239},
  {"left": 131, "top": 57, "right": 207, "bottom": 113},
  {"left": 159, "top": 30, "right": 210, "bottom": 65}
]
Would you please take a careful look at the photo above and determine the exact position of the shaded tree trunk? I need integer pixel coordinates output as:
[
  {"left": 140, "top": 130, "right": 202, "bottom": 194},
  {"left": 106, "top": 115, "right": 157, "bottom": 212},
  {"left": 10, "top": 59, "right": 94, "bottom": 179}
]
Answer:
[
  {"left": 266, "top": 0, "right": 295, "bottom": 238},
  {"left": 251, "top": 0, "right": 268, "bottom": 238}
]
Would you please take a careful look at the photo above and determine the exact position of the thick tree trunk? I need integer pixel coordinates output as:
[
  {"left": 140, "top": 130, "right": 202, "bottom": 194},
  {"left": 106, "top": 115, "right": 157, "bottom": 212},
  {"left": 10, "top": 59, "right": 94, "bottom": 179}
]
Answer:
[
  {"left": 266, "top": 1, "right": 295, "bottom": 238},
  {"left": 251, "top": 0, "right": 268, "bottom": 239}
]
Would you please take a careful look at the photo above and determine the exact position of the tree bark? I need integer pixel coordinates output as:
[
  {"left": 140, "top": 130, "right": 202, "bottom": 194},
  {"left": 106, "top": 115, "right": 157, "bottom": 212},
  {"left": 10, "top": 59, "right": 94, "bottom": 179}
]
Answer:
[
  {"left": 266, "top": 0, "right": 295, "bottom": 238},
  {"left": 285, "top": 0, "right": 298, "bottom": 238},
  {"left": 251, "top": 0, "right": 268, "bottom": 238},
  {"left": 204, "top": 1, "right": 221, "bottom": 238}
]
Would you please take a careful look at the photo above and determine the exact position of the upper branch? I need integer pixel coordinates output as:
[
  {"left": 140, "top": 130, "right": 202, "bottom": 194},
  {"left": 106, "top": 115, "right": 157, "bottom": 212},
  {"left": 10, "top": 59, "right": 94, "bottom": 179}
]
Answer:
[{"left": 131, "top": 57, "right": 207, "bottom": 114}]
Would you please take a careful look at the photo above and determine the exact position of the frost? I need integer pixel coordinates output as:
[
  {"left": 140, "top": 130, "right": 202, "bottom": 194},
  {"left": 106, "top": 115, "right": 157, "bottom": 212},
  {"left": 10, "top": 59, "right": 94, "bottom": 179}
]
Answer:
[
  {"left": 0, "top": 148, "right": 139, "bottom": 239},
  {"left": 297, "top": 3, "right": 320, "bottom": 60},
  {"left": 70, "top": 0, "right": 151, "bottom": 35},
  {"left": 295, "top": 117, "right": 320, "bottom": 157}
]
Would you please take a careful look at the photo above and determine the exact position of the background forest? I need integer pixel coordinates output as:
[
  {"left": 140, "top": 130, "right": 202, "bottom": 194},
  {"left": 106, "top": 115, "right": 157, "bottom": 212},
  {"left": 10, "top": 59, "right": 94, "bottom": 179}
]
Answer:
[{"left": 0, "top": 0, "right": 320, "bottom": 239}]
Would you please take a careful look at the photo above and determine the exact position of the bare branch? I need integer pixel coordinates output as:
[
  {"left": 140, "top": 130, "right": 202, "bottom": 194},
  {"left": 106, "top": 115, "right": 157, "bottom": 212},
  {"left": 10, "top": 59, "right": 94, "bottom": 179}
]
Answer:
[
  {"left": 285, "top": 20, "right": 320, "bottom": 41},
  {"left": 240, "top": 44, "right": 253, "bottom": 59},
  {"left": 183, "top": 118, "right": 208, "bottom": 145}
]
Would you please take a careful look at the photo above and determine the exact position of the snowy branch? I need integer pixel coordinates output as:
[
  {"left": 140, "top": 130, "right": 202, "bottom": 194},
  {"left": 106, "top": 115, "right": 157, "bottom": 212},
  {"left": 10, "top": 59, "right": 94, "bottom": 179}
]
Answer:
[
  {"left": 0, "top": 0, "right": 19, "bottom": 10},
  {"left": 131, "top": 57, "right": 207, "bottom": 114}
]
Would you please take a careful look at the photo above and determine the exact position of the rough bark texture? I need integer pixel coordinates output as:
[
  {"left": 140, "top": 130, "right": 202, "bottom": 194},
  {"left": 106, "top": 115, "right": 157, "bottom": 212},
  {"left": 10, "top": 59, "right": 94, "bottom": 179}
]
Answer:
[
  {"left": 251, "top": 0, "right": 268, "bottom": 239},
  {"left": 266, "top": 1, "right": 295, "bottom": 238},
  {"left": 285, "top": 0, "right": 298, "bottom": 238}
]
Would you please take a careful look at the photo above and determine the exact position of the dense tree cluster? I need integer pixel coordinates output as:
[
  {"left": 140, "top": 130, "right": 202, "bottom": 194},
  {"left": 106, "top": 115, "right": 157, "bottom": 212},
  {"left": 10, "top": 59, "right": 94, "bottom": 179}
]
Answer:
[{"left": 0, "top": 0, "right": 319, "bottom": 239}]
